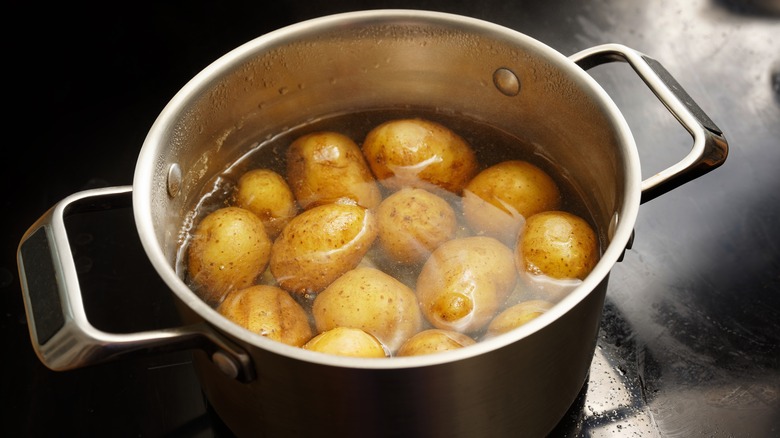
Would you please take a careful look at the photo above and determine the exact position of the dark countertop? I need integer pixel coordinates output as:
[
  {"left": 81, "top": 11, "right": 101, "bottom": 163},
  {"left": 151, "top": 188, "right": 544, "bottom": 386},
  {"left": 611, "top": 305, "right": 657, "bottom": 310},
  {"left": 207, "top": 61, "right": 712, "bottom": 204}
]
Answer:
[{"left": 3, "top": 1, "right": 778, "bottom": 436}]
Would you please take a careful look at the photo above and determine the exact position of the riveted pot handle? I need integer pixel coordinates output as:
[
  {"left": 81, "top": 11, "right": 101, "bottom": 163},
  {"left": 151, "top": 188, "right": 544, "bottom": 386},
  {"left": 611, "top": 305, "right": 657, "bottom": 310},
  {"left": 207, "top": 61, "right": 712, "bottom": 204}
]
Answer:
[
  {"left": 570, "top": 44, "right": 728, "bottom": 203},
  {"left": 17, "top": 186, "right": 255, "bottom": 382}
]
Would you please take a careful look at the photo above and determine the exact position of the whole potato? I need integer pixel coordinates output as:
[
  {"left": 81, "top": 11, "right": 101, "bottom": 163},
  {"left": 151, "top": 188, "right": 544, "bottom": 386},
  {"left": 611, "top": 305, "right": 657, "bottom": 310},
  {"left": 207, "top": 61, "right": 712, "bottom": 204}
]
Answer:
[
  {"left": 463, "top": 160, "right": 561, "bottom": 244},
  {"left": 233, "top": 168, "right": 298, "bottom": 238},
  {"left": 417, "top": 236, "right": 518, "bottom": 333},
  {"left": 485, "top": 299, "right": 554, "bottom": 338},
  {"left": 362, "top": 118, "right": 478, "bottom": 194},
  {"left": 303, "top": 327, "right": 388, "bottom": 358},
  {"left": 270, "top": 203, "right": 378, "bottom": 295},
  {"left": 396, "top": 329, "right": 476, "bottom": 357},
  {"left": 518, "top": 211, "right": 598, "bottom": 280},
  {"left": 375, "top": 188, "right": 457, "bottom": 265},
  {"left": 188, "top": 207, "right": 272, "bottom": 304},
  {"left": 217, "top": 285, "right": 313, "bottom": 347},
  {"left": 287, "top": 131, "right": 381, "bottom": 210},
  {"left": 313, "top": 267, "right": 423, "bottom": 352}
]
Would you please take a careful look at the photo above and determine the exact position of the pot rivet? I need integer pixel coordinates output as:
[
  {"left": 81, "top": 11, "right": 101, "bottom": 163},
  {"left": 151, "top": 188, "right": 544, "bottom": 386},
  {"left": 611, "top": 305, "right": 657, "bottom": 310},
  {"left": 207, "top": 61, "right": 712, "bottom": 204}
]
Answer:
[
  {"left": 167, "top": 163, "right": 182, "bottom": 198},
  {"left": 493, "top": 67, "right": 521, "bottom": 96},
  {"left": 212, "top": 350, "right": 240, "bottom": 379}
]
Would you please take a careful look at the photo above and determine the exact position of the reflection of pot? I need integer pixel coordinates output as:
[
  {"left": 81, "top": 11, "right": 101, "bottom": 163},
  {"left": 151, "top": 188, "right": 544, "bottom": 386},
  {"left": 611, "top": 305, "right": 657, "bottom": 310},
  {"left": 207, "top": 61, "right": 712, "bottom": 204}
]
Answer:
[{"left": 17, "top": 10, "right": 727, "bottom": 437}]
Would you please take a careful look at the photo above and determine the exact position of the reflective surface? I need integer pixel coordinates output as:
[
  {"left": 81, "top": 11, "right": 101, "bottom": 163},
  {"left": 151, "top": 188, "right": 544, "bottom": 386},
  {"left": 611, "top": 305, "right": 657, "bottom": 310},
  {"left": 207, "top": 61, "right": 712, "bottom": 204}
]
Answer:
[{"left": 4, "top": 0, "right": 779, "bottom": 436}]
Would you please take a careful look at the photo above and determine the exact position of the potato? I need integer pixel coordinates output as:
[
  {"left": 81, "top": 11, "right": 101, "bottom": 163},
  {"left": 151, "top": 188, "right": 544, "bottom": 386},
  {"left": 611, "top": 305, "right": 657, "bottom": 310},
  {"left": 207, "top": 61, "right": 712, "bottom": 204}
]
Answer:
[
  {"left": 518, "top": 211, "right": 598, "bottom": 280},
  {"left": 287, "top": 131, "right": 381, "bottom": 210},
  {"left": 375, "top": 188, "right": 457, "bottom": 265},
  {"left": 485, "top": 299, "right": 554, "bottom": 337},
  {"left": 217, "top": 285, "right": 313, "bottom": 347},
  {"left": 187, "top": 207, "right": 272, "bottom": 304},
  {"left": 362, "top": 118, "right": 478, "bottom": 194},
  {"left": 416, "top": 236, "right": 518, "bottom": 333},
  {"left": 396, "top": 329, "right": 476, "bottom": 357},
  {"left": 312, "top": 267, "right": 423, "bottom": 352},
  {"left": 463, "top": 160, "right": 561, "bottom": 244},
  {"left": 303, "top": 327, "right": 388, "bottom": 358},
  {"left": 233, "top": 168, "right": 298, "bottom": 238},
  {"left": 269, "top": 203, "right": 378, "bottom": 295}
]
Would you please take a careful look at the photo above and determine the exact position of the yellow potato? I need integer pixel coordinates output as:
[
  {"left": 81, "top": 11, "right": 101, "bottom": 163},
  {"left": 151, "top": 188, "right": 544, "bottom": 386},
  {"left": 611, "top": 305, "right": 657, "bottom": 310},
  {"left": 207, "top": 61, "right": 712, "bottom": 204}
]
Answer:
[
  {"left": 303, "top": 327, "right": 388, "bottom": 358},
  {"left": 312, "top": 267, "right": 423, "bottom": 352},
  {"left": 485, "top": 299, "right": 554, "bottom": 337},
  {"left": 518, "top": 211, "right": 599, "bottom": 280},
  {"left": 416, "top": 236, "right": 518, "bottom": 333},
  {"left": 362, "top": 118, "right": 478, "bottom": 194},
  {"left": 463, "top": 160, "right": 561, "bottom": 244},
  {"left": 396, "top": 329, "right": 476, "bottom": 357},
  {"left": 375, "top": 188, "right": 457, "bottom": 265},
  {"left": 217, "top": 285, "right": 313, "bottom": 347},
  {"left": 269, "top": 203, "right": 378, "bottom": 295},
  {"left": 187, "top": 207, "right": 272, "bottom": 304},
  {"left": 287, "top": 131, "right": 381, "bottom": 210},
  {"left": 233, "top": 168, "right": 298, "bottom": 238}
]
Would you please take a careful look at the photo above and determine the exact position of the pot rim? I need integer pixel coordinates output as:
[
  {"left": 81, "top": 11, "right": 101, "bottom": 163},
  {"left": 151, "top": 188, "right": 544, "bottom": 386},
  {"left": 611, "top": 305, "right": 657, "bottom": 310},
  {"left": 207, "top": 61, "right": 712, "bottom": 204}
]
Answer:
[{"left": 133, "top": 9, "right": 642, "bottom": 369}]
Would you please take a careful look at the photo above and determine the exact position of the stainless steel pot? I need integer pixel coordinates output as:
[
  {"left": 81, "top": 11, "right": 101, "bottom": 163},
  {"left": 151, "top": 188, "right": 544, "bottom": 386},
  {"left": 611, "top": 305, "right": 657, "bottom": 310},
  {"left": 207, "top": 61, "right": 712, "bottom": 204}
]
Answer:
[{"left": 17, "top": 10, "right": 727, "bottom": 437}]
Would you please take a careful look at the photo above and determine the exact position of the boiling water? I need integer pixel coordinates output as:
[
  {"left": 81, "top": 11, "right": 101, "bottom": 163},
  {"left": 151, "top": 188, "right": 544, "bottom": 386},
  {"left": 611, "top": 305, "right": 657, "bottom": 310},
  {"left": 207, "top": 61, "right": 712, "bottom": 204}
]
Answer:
[{"left": 178, "top": 107, "right": 603, "bottom": 341}]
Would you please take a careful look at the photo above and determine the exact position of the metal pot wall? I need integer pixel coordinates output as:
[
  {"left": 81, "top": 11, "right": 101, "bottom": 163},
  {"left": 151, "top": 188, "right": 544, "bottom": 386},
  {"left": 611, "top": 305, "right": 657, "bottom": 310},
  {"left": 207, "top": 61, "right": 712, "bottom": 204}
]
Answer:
[{"left": 17, "top": 10, "right": 727, "bottom": 437}]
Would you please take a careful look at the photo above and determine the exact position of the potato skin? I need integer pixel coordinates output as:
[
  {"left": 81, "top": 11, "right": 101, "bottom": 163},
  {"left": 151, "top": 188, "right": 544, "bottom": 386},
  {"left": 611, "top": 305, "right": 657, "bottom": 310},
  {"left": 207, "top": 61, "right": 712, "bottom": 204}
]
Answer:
[
  {"left": 187, "top": 207, "right": 272, "bottom": 304},
  {"left": 485, "top": 299, "right": 554, "bottom": 337},
  {"left": 362, "top": 118, "right": 478, "bottom": 194},
  {"left": 375, "top": 188, "right": 457, "bottom": 265},
  {"left": 217, "top": 285, "right": 313, "bottom": 347},
  {"left": 416, "top": 236, "right": 518, "bottom": 333},
  {"left": 303, "top": 327, "right": 388, "bottom": 358},
  {"left": 234, "top": 169, "right": 298, "bottom": 238},
  {"left": 312, "top": 267, "right": 423, "bottom": 352},
  {"left": 463, "top": 160, "right": 561, "bottom": 244},
  {"left": 270, "top": 203, "right": 378, "bottom": 295},
  {"left": 287, "top": 131, "right": 381, "bottom": 210},
  {"left": 518, "top": 211, "right": 598, "bottom": 280},
  {"left": 396, "top": 329, "right": 476, "bottom": 357}
]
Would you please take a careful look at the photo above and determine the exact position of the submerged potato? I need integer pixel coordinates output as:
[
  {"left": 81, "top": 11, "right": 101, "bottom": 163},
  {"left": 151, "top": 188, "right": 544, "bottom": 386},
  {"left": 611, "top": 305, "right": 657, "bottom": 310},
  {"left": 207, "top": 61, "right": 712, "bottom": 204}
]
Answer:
[
  {"left": 375, "top": 188, "right": 457, "bottom": 265},
  {"left": 188, "top": 207, "right": 272, "bottom": 304},
  {"left": 485, "top": 299, "right": 554, "bottom": 337},
  {"left": 313, "top": 267, "right": 423, "bottom": 352},
  {"left": 463, "top": 160, "right": 561, "bottom": 243},
  {"left": 417, "top": 236, "right": 518, "bottom": 333},
  {"left": 217, "top": 285, "right": 313, "bottom": 347},
  {"left": 362, "top": 118, "right": 478, "bottom": 194},
  {"left": 234, "top": 168, "right": 298, "bottom": 238},
  {"left": 270, "top": 203, "right": 378, "bottom": 295},
  {"left": 287, "top": 131, "right": 381, "bottom": 210},
  {"left": 519, "top": 211, "right": 598, "bottom": 280},
  {"left": 396, "top": 329, "right": 476, "bottom": 357},
  {"left": 303, "top": 327, "right": 388, "bottom": 358}
]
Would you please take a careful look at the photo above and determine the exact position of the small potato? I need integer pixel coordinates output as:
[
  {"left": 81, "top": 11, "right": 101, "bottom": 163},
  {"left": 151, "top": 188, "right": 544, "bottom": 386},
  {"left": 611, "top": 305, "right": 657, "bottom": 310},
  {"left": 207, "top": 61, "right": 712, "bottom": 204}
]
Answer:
[
  {"left": 518, "top": 211, "right": 598, "bottom": 280},
  {"left": 396, "top": 329, "right": 476, "bottom": 357},
  {"left": 375, "top": 188, "right": 457, "bottom": 265},
  {"left": 217, "top": 285, "right": 313, "bottom": 347},
  {"left": 485, "top": 299, "right": 554, "bottom": 337},
  {"left": 233, "top": 168, "right": 298, "bottom": 238},
  {"left": 362, "top": 118, "right": 478, "bottom": 194},
  {"left": 463, "top": 160, "right": 561, "bottom": 244},
  {"left": 313, "top": 267, "right": 423, "bottom": 352},
  {"left": 287, "top": 131, "right": 382, "bottom": 210},
  {"left": 417, "top": 236, "right": 518, "bottom": 333},
  {"left": 270, "top": 203, "right": 378, "bottom": 295},
  {"left": 303, "top": 327, "right": 388, "bottom": 358},
  {"left": 188, "top": 207, "right": 272, "bottom": 304}
]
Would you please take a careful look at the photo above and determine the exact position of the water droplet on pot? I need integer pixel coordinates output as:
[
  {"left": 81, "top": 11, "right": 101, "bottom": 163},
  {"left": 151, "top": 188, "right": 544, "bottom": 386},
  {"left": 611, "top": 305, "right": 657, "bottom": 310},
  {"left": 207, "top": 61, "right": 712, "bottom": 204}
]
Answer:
[{"left": 493, "top": 68, "right": 521, "bottom": 96}]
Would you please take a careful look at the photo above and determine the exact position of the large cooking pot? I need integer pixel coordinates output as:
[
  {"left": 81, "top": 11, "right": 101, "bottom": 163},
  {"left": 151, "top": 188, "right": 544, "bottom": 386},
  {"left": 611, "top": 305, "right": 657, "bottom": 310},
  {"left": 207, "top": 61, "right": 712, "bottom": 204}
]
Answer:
[{"left": 17, "top": 10, "right": 727, "bottom": 437}]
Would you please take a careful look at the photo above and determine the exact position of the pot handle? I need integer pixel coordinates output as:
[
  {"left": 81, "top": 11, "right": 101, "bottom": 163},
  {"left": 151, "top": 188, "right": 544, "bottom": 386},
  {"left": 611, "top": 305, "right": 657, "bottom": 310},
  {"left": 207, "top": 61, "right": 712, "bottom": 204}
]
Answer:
[
  {"left": 16, "top": 186, "right": 255, "bottom": 382},
  {"left": 570, "top": 43, "right": 728, "bottom": 203}
]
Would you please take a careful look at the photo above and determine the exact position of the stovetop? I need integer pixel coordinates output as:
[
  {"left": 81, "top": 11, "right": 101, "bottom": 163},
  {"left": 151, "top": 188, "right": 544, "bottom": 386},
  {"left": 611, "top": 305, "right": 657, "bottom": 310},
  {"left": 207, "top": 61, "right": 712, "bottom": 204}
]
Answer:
[{"left": 4, "top": 1, "right": 778, "bottom": 436}]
